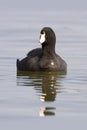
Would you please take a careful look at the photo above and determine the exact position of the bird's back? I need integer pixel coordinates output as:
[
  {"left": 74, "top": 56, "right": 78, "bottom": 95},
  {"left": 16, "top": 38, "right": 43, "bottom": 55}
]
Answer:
[{"left": 17, "top": 48, "right": 42, "bottom": 71}]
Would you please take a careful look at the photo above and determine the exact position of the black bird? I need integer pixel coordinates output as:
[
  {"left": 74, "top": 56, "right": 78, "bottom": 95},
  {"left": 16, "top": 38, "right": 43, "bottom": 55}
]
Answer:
[{"left": 17, "top": 27, "right": 67, "bottom": 72}]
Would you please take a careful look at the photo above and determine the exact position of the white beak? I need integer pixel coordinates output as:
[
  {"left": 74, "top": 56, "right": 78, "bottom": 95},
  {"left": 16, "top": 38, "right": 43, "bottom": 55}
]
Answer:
[{"left": 39, "top": 32, "right": 46, "bottom": 44}]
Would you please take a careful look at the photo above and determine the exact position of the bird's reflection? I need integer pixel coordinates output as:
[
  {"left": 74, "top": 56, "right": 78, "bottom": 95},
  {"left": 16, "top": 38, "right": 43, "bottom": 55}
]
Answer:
[
  {"left": 39, "top": 107, "right": 56, "bottom": 117},
  {"left": 17, "top": 71, "right": 66, "bottom": 116}
]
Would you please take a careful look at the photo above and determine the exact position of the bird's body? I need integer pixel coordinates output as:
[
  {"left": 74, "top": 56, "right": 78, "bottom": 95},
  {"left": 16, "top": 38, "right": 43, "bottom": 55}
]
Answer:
[{"left": 17, "top": 27, "right": 67, "bottom": 72}]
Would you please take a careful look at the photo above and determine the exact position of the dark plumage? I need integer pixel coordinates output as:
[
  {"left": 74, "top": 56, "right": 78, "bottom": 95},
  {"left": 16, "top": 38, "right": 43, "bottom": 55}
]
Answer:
[{"left": 17, "top": 27, "right": 67, "bottom": 72}]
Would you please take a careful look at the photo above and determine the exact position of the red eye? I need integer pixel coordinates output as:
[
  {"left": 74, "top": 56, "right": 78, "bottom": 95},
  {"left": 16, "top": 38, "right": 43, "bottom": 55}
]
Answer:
[{"left": 41, "top": 31, "right": 45, "bottom": 34}]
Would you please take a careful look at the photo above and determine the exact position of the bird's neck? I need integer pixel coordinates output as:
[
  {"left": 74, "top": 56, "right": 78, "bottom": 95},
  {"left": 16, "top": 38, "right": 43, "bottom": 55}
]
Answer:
[{"left": 42, "top": 42, "right": 56, "bottom": 57}]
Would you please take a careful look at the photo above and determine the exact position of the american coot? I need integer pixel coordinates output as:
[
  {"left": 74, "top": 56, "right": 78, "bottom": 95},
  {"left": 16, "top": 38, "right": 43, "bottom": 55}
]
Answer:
[{"left": 17, "top": 27, "right": 67, "bottom": 72}]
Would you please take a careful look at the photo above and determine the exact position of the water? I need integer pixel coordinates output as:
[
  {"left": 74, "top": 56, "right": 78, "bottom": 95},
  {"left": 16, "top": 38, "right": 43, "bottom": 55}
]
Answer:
[{"left": 0, "top": 10, "right": 87, "bottom": 130}]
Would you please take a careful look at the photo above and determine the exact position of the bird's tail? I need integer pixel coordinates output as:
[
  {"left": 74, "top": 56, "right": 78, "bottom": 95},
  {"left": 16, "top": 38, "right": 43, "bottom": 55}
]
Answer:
[{"left": 16, "top": 59, "right": 20, "bottom": 70}]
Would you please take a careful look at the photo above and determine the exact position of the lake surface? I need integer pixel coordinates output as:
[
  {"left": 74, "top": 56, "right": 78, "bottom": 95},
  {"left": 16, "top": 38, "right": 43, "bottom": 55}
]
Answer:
[{"left": 0, "top": 10, "right": 87, "bottom": 130}]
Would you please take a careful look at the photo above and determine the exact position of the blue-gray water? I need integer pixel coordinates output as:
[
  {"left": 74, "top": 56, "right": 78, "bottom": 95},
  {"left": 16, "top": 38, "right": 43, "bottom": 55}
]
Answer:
[{"left": 0, "top": 10, "right": 87, "bottom": 130}]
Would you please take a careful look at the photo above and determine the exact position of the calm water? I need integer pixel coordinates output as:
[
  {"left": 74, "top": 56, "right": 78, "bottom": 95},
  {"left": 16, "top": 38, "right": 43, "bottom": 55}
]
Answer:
[{"left": 0, "top": 10, "right": 87, "bottom": 130}]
